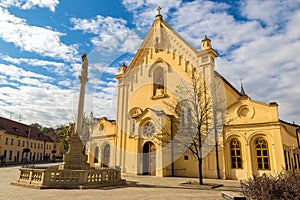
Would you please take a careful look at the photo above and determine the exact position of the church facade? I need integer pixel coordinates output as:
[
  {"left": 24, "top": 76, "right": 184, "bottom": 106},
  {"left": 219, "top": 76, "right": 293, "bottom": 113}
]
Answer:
[{"left": 86, "top": 11, "right": 300, "bottom": 180}]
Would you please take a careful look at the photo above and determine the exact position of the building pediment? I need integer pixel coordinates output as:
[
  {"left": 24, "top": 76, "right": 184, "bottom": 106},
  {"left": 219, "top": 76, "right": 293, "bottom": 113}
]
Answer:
[
  {"left": 123, "top": 15, "right": 218, "bottom": 77},
  {"left": 226, "top": 97, "right": 279, "bottom": 125},
  {"left": 134, "top": 108, "right": 166, "bottom": 123}
]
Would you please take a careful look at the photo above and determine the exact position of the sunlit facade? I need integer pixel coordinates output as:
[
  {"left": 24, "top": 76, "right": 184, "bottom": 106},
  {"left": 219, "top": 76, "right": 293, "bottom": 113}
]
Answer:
[
  {"left": 0, "top": 117, "right": 62, "bottom": 164},
  {"left": 87, "top": 13, "right": 300, "bottom": 180}
]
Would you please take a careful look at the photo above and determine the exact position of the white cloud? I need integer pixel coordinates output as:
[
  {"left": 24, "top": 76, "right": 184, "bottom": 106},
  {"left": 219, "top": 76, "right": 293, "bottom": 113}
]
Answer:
[
  {"left": 90, "top": 62, "right": 119, "bottom": 75},
  {"left": 70, "top": 77, "right": 118, "bottom": 122},
  {"left": 0, "top": 85, "right": 75, "bottom": 126},
  {"left": 122, "top": 0, "right": 300, "bottom": 124},
  {"left": 0, "top": 54, "right": 72, "bottom": 76},
  {"left": 285, "top": 10, "right": 300, "bottom": 40},
  {"left": 0, "top": 63, "right": 76, "bottom": 126},
  {"left": 0, "top": 63, "right": 62, "bottom": 93},
  {"left": 70, "top": 15, "right": 142, "bottom": 53},
  {"left": 121, "top": 0, "right": 182, "bottom": 29},
  {"left": 0, "top": 63, "right": 53, "bottom": 81},
  {"left": 2, "top": 55, "right": 65, "bottom": 67},
  {"left": 58, "top": 80, "right": 71, "bottom": 87},
  {"left": 240, "top": 0, "right": 300, "bottom": 33},
  {"left": 169, "top": 1, "right": 264, "bottom": 52},
  {"left": 0, "top": 0, "right": 299, "bottom": 127},
  {"left": 207, "top": 2, "right": 300, "bottom": 123},
  {"left": 0, "top": 7, "right": 78, "bottom": 61},
  {"left": 0, "top": 0, "right": 59, "bottom": 12},
  {"left": 92, "top": 85, "right": 118, "bottom": 119}
]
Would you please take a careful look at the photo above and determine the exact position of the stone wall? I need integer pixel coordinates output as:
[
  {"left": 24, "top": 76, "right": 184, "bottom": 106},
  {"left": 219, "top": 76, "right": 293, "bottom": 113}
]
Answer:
[{"left": 12, "top": 167, "right": 124, "bottom": 189}]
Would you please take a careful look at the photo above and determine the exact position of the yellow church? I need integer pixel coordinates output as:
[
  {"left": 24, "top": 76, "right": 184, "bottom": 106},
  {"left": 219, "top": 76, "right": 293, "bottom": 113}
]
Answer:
[{"left": 86, "top": 8, "right": 300, "bottom": 180}]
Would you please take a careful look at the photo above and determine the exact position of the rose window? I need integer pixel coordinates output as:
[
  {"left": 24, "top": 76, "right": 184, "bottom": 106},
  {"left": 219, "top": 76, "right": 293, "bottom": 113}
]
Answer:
[{"left": 143, "top": 122, "right": 155, "bottom": 138}]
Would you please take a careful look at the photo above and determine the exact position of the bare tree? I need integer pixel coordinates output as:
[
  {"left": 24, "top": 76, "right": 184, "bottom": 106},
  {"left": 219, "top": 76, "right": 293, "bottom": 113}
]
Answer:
[{"left": 155, "top": 71, "right": 225, "bottom": 185}]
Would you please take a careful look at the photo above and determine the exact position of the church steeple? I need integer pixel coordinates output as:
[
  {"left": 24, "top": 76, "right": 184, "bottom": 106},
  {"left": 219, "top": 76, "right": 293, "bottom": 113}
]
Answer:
[
  {"left": 153, "top": 6, "right": 163, "bottom": 52},
  {"left": 197, "top": 35, "right": 218, "bottom": 65},
  {"left": 240, "top": 79, "right": 247, "bottom": 96},
  {"left": 201, "top": 35, "right": 212, "bottom": 50},
  {"left": 119, "top": 62, "right": 127, "bottom": 74}
]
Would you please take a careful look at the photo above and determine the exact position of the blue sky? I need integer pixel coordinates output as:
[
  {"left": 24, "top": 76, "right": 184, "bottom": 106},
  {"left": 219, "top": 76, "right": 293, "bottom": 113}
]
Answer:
[{"left": 0, "top": 0, "right": 300, "bottom": 127}]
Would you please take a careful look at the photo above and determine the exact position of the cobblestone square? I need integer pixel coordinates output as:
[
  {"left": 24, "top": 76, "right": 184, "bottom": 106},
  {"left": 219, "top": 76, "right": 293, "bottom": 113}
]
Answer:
[{"left": 0, "top": 166, "right": 241, "bottom": 200}]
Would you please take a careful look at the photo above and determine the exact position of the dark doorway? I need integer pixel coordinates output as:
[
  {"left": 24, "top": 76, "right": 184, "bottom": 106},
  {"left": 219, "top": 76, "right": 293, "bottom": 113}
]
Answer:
[
  {"left": 143, "top": 141, "right": 156, "bottom": 175},
  {"left": 94, "top": 147, "right": 99, "bottom": 163},
  {"left": 102, "top": 144, "right": 110, "bottom": 167}
]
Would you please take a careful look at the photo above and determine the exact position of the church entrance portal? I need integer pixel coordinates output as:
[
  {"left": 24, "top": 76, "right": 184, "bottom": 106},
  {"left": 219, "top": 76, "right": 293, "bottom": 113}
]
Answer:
[
  {"left": 102, "top": 144, "right": 110, "bottom": 167},
  {"left": 143, "top": 141, "right": 156, "bottom": 175}
]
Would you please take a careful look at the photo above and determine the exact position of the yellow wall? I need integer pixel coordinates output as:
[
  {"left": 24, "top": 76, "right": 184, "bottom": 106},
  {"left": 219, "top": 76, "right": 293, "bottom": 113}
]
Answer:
[
  {"left": 87, "top": 118, "right": 116, "bottom": 168},
  {"left": 0, "top": 130, "right": 59, "bottom": 163},
  {"left": 92, "top": 16, "right": 300, "bottom": 180}
]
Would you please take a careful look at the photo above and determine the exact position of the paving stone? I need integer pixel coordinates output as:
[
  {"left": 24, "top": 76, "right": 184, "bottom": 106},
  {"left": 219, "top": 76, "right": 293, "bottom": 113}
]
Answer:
[{"left": 0, "top": 166, "right": 242, "bottom": 200}]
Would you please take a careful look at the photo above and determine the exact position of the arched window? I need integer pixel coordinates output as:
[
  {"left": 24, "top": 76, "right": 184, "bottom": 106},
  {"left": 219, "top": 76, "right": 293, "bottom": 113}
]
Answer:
[
  {"left": 230, "top": 139, "right": 242, "bottom": 169},
  {"left": 255, "top": 138, "right": 270, "bottom": 170},
  {"left": 131, "top": 118, "right": 136, "bottom": 134},
  {"left": 153, "top": 67, "right": 164, "bottom": 96},
  {"left": 94, "top": 147, "right": 99, "bottom": 163},
  {"left": 128, "top": 107, "right": 142, "bottom": 136}
]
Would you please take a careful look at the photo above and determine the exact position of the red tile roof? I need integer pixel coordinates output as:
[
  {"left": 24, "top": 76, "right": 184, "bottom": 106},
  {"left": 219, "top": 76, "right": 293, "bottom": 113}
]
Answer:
[
  {"left": 43, "top": 132, "right": 59, "bottom": 143},
  {"left": 0, "top": 117, "right": 53, "bottom": 142}
]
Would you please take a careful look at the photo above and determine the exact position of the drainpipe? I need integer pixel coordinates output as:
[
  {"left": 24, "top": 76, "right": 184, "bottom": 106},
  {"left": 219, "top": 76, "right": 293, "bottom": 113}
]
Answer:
[
  {"left": 170, "top": 116, "right": 174, "bottom": 177},
  {"left": 213, "top": 110, "right": 221, "bottom": 179}
]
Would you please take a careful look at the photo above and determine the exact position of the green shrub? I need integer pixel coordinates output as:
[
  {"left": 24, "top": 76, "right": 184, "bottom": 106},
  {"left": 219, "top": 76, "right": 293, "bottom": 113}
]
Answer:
[{"left": 240, "top": 172, "right": 300, "bottom": 200}]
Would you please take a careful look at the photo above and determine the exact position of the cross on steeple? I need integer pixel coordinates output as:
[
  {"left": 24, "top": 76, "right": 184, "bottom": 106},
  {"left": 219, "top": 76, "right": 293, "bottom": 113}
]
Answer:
[
  {"left": 240, "top": 78, "right": 247, "bottom": 96},
  {"left": 157, "top": 6, "right": 161, "bottom": 15},
  {"left": 155, "top": 6, "right": 163, "bottom": 19}
]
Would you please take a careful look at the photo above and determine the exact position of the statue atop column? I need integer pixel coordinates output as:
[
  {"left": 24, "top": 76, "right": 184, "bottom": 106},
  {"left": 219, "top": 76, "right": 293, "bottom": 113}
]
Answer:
[
  {"left": 80, "top": 53, "right": 88, "bottom": 79},
  {"left": 75, "top": 53, "right": 89, "bottom": 135}
]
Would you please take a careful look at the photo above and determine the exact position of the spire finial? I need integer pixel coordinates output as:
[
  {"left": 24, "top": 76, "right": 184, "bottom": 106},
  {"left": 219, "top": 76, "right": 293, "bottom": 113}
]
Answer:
[
  {"left": 157, "top": 6, "right": 161, "bottom": 15},
  {"left": 240, "top": 78, "right": 247, "bottom": 96},
  {"left": 156, "top": 6, "right": 163, "bottom": 19}
]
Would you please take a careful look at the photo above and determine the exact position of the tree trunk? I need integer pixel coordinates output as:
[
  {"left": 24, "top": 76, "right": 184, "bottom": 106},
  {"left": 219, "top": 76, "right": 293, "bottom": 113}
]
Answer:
[
  {"left": 198, "top": 157, "right": 203, "bottom": 185},
  {"left": 197, "top": 124, "right": 203, "bottom": 185}
]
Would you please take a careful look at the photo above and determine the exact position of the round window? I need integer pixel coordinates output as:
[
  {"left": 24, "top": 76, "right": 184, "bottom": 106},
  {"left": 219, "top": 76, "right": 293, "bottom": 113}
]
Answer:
[{"left": 143, "top": 122, "right": 155, "bottom": 138}]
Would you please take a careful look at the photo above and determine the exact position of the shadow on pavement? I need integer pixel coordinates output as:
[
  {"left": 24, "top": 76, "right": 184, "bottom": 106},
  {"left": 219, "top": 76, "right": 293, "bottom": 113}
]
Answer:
[{"left": 97, "top": 180, "right": 241, "bottom": 193}]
